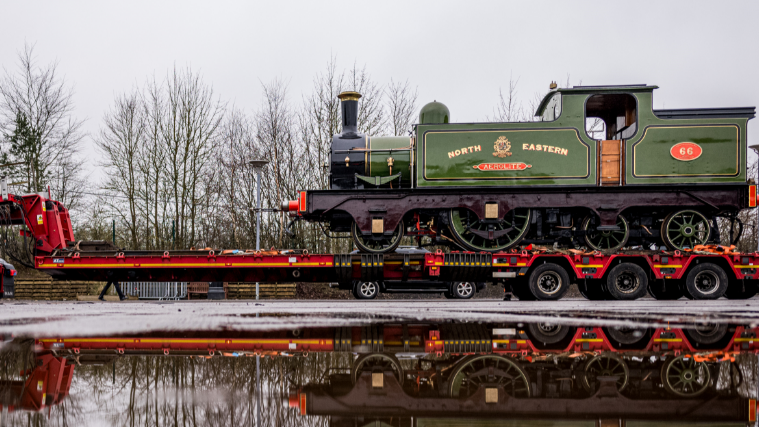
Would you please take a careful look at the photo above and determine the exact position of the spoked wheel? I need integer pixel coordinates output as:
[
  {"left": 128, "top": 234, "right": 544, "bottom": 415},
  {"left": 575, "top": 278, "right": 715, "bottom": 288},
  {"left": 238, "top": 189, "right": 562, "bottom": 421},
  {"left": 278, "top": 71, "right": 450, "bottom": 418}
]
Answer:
[
  {"left": 448, "top": 208, "right": 531, "bottom": 252},
  {"left": 352, "top": 353, "right": 404, "bottom": 385},
  {"left": 448, "top": 355, "right": 531, "bottom": 398},
  {"left": 647, "top": 281, "right": 684, "bottom": 300},
  {"left": 582, "top": 214, "right": 629, "bottom": 252},
  {"left": 661, "top": 355, "right": 711, "bottom": 397},
  {"left": 351, "top": 220, "right": 404, "bottom": 254},
  {"left": 661, "top": 210, "right": 711, "bottom": 250},
  {"left": 450, "top": 282, "right": 475, "bottom": 299},
  {"left": 582, "top": 354, "right": 629, "bottom": 393}
]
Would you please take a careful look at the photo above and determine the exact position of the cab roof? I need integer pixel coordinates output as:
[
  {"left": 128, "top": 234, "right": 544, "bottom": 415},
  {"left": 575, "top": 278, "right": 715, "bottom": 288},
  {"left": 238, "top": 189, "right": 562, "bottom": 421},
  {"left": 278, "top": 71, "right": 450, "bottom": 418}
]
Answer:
[{"left": 535, "top": 84, "right": 658, "bottom": 116}]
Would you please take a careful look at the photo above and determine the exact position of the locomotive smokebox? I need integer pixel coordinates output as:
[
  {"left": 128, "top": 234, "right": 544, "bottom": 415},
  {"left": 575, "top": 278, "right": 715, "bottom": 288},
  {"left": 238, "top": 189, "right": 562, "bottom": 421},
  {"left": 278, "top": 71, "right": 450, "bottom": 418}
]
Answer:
[{"left": 338, "top": 91, "right": 362, "bottom": 138}]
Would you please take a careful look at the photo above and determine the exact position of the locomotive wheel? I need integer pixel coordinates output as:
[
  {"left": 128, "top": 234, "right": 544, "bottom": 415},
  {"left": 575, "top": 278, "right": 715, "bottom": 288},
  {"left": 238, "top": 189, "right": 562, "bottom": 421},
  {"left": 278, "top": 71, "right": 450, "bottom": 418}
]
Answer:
[
  {"left": 582, "top": 354, "right": 629, "bottom": 393},
  {"left": 351, "top": 353, "right": 404, "bottom": 385},
  {"left": 448, "top": 354, "right": 531, "bottom": 398},
  {"left": 605, "top": 263, "right": 648, "bottom": 300},
  {"left": 684, "top": 263, "right": 728, "bottom": 300},
  {"left": 526, "top": 322, "right": 573, "bottom": 346},
  {"left": 582, "top": 215, "right": 629, "bottom": 252},
  {"left": 647, "top": 280, "right": 684, "bottom": 300},
  {"left": 448, "top": 208, "right": 531, "bottom": 252},
  {"left": 351, "top": 220, "right": 404, "bottom": 254},
  {"left": 528, "top": 263, "right": 570, "bottom": 300},
  {"left": 661, "top": 210, "right": 711, "bottom": 250},
  {"left": 661, "top": 355, "right": 711, "bottom": 397}
]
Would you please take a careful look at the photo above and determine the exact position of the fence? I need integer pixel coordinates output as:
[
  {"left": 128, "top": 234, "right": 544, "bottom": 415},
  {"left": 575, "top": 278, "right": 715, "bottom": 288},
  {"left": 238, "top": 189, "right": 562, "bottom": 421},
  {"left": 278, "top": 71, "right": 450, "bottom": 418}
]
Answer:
[{"left": 124, "top": 282, "right": 187, "bottom": 300}]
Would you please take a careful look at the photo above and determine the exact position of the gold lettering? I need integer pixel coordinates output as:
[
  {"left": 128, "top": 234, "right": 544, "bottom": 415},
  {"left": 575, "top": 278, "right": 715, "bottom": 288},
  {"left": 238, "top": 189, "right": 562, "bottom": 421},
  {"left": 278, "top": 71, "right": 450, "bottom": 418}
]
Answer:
[
  {"left": 522, "top": 144, "right": 529, "bottom": 150},
  {"left": 529, "top": 144, "right": 535, "bottom": 150},
  {"left": 560, "top": 148, "right": 568, "bottom": 156},
  {"left": 536, "top": 144, "right": 542, "bottom": 151},
  {"left": 548, "top": 146, "right": 555, "bottom": 153},
  {"left": 461, "top": 147, "right": 468, "bottom": 154},
  {"left": 474, "top": 145, "right": 481, "bottom": 152},
  {"left": 448, "top": 151, "right": 456, "bottom": 158},
  {"left": 455, "top": 149, "right": 461, "bottom": 156},
  {"left": 468, "top": 146, "right": 474, "bottom": 153}
]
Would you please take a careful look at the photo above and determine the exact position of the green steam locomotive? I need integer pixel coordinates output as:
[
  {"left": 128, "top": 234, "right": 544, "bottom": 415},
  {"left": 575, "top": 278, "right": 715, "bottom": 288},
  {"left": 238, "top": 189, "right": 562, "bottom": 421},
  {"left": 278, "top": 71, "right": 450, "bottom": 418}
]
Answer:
[{"left": 286, "top": 84, "right": 756, "bottom": 253}]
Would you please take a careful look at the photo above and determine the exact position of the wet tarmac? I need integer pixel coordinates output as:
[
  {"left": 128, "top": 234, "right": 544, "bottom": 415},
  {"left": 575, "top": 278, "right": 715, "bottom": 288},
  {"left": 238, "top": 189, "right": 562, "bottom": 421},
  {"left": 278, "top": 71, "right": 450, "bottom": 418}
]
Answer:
[{"left": 2, "top": 300, "right": 759, "bottom": 425}]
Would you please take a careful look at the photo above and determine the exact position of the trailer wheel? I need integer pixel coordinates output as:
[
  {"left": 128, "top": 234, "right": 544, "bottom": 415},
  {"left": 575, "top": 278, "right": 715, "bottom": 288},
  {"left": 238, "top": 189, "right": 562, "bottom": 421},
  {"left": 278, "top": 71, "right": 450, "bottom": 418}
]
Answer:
[
  {"left": 604, "top": 327, "right": 648, "bottom": 347},
  {"left": 683, "top": 324, "right": 728, "bottom": 347},
  {"left": 684, "top": 263, "right": 728, "bottom": 299},
  {"left": 526, "top": 323, "right": 573, "bottom": 346},
  {"left": 354, "top": 281, "right": 379, "bottom": 300},
  {"left": 606, "top": 263, "right": 648, "bottom": 300},
  {"left": 578, "top": 280, "right": 607, "bottom": 300},
  {"left": 647, "top": 280, "right": 684, "bottom": 300},
  {"left": 450, "top": 282, "right": 475, "bottom": 299},
  {"left": 724, "top": 281, "right": 758, "bottom": 299},
  {"left": 528, "top": 264, "right": 570, "bottom": 300}
]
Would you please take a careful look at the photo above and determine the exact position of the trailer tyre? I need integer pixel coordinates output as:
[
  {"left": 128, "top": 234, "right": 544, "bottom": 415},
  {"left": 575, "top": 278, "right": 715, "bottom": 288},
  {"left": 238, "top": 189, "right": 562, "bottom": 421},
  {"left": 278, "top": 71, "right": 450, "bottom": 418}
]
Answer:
[
  {"left": 724, "top": 281, "right": 758, "bottom": 299},
  {"left": 684, "top": 263, "right": 728, "bottom": 300},
  {"left": 354, "top": 281, "right": 379, "bottom": 300},
  {"left": 450, "top": 282, "right": 475, "bottom": 299},
  {"left": 528, "top": 263, "right": 570, "bottom": 300},
  {"left": 647, "top": 280, "right": 684, "bottom": 300},
  {"left": 606, "top": 263, "right": 648, "bottom": 300}
]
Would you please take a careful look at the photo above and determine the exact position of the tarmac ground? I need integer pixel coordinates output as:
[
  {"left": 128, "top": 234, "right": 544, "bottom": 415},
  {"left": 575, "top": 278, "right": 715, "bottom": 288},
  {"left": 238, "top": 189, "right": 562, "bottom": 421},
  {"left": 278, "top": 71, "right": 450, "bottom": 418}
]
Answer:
[{"left": 1, "top": 298, "right": 758, "bottom": 338}]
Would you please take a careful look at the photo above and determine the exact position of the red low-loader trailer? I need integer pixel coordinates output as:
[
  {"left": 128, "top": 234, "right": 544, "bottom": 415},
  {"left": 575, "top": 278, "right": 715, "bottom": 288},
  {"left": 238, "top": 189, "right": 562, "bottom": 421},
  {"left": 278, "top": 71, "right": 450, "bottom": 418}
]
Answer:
[{"left": 1, "top": 190, "right": 758, "bottom": 300}]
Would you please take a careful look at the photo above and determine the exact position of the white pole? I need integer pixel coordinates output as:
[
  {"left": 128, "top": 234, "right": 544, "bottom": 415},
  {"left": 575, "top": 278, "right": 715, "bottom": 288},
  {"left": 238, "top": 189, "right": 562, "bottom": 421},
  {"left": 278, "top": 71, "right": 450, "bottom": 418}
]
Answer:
[{"left": 256, "top": 169, "right": 262, "bottom": 300}]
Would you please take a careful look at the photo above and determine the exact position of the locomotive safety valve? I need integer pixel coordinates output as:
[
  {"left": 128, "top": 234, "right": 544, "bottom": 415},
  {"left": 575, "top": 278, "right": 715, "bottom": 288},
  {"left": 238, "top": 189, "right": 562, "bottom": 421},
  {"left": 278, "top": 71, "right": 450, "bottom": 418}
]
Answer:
[{"left": 345, "top": 156, "right": 350, "bottom": 167}]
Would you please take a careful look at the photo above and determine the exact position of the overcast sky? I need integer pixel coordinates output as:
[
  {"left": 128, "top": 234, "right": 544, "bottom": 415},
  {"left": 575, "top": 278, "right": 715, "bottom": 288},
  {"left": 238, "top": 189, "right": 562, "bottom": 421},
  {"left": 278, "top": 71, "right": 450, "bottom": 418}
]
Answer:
[{"left": 1, "top": 0, "right": 758, "bottom": 179}]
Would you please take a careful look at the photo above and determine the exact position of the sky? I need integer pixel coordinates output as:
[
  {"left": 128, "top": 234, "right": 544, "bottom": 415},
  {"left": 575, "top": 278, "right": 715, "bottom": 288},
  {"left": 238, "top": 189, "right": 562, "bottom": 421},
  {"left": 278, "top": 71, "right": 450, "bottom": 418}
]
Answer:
[{"left": 1, "top": 0, "right": 758, "bottom": 180}]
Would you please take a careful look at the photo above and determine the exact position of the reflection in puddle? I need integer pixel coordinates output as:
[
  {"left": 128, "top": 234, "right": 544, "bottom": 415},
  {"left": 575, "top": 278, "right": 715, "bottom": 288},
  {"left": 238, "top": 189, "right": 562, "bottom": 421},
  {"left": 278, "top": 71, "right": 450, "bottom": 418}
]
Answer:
[{"left": 1, "top": 321, "right": 757, "bottom": 426}]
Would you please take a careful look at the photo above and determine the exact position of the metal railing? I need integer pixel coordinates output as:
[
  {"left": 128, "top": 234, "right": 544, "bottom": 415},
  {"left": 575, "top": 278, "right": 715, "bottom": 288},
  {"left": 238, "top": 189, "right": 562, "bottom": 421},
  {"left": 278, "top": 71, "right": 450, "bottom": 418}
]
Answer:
[{"left": 124, "top": 282, "right": 187, "bottom": 300}]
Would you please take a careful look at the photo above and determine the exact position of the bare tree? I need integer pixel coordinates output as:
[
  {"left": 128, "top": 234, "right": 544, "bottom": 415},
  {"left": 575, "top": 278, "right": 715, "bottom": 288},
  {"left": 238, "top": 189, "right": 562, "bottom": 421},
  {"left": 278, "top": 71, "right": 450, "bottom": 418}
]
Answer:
[
  {"left": 385, "top": 78, "right": 417, "bottom": 136},
  {"left": 490, "top": 74, "right": 525, "bottom": 122},
  {"left": 0, "top": 44, "right": 85, "bottom": 199},
  {"left": 95, "top": 90, "right": 145, "bottom": 249}
]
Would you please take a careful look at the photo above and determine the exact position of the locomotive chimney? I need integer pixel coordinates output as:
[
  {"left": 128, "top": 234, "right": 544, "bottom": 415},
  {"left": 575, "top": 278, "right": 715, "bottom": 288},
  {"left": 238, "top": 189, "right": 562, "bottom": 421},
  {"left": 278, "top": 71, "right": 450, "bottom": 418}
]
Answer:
[{"left": 337, "top": 91, "right": 362, "bottom": 139}]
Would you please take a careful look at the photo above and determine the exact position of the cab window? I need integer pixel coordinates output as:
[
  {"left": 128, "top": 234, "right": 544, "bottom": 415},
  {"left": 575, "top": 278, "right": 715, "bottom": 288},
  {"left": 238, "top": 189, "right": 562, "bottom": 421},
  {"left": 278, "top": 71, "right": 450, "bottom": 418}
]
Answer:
[{"left": 585, "top": 94, "right": 637, "bottom": 140}]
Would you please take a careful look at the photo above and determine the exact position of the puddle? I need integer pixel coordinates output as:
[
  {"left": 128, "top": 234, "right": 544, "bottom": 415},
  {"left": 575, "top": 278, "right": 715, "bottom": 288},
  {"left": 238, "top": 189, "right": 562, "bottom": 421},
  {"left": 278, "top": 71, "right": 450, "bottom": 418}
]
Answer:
[{"left": 1, "top": 319, "right": 757, "bottom": 425}]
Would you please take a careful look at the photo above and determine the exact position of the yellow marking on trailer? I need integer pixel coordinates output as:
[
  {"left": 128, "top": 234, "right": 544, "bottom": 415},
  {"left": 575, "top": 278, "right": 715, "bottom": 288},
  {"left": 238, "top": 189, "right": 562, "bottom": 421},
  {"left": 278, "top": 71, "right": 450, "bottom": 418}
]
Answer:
[
  {"left": 39, "top": 338, "right": 327, "bottom": 345},
  {"left": 734, "top": 265, "right": 757, "bottom": 269},
  {"left": 575, "top": 338, "right": 603, "bottom": 343},
  {"left": 491, "top": 340, "right": 526, "bottom": 344},
  {"left": 654, "top": 265, "right": 682, "bottom": 268},
  {"left": 653, "top": 338, "right": 683, "bottom": 342},
  {"left": 38, "top": 262, "right": 332, "bottom": 268},
  {"left": 492, "top": 263, "right": 527, "bottom": 267},
  {"left": 734, "top": 338, "right": 755, "bottom": 342},
  {"left": 575, "top": 265, "right": 603, "bottom": 268}
]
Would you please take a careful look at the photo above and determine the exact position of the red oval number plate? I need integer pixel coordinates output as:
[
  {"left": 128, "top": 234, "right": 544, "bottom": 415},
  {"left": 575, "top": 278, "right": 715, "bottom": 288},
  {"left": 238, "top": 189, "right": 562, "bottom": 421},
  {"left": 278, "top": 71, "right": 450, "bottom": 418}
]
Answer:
[{"left": 670, "top": 142, "right": 702, "bottom": 161}]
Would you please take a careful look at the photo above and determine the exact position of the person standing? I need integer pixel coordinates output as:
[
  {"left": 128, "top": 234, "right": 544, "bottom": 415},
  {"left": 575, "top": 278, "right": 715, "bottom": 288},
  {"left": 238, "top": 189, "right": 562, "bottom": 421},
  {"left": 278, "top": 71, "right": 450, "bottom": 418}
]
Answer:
[{"left": 98, "top": 280, "right": 127, "bottom": 301}]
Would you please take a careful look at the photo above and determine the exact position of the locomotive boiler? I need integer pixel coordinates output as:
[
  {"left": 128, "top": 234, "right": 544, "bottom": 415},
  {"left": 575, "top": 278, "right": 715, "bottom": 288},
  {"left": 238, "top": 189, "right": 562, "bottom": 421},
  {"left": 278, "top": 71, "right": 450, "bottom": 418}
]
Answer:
[{"left": 286, "top": 85, "right": 756, "bottom": 253}]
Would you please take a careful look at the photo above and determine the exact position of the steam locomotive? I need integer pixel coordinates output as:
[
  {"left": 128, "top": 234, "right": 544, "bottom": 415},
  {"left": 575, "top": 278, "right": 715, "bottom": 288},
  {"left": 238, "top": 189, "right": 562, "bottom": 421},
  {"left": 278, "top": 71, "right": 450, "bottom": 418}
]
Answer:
[{"left": 285, "top": 85, "right": 756, "bottom": 253}]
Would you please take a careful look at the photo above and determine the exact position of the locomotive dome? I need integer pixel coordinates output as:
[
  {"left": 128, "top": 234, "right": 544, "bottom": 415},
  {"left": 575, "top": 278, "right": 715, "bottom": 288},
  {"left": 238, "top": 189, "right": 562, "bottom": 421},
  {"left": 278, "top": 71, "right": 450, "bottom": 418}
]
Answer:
[{"left": 419, "top": 101, "right": 450, "bottom": 124}]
